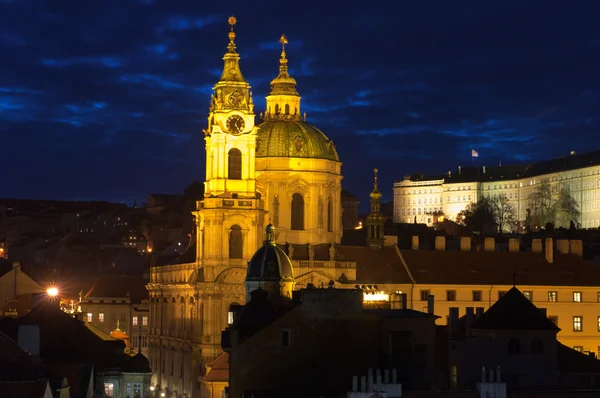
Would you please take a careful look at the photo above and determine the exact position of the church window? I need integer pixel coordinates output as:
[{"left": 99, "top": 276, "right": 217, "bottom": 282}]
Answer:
[
  {"left": 285, "top": 104, "right": 290, "bottom": 115},
  {"left": 229, "top": 225, "right": 243, "bottom": 259},
  {"left": 291, "top": 193, "right": 305, "bottom": 230},
  {"left": 275, "top": 104, "right": 280, "bottom": 114},
  {"left": 228, "top": 148, "right": 242, "bottom": 180},
  {"left": 508, "top": 338, "right": 521, "bottom": 354},
  {"left": 327, "top": 197, "right": 333, "bottom": 232}
]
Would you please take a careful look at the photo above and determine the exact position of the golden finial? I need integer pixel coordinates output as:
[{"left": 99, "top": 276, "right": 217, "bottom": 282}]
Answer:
[
  {"left": 228, "top": 16, "right": 237, "bottom": 43},
  {"left": 279, "top": 34, "right": 288, "bottom": 49},
  {"left": 374, "top": 168, "right": 379, "bottom": 189}
]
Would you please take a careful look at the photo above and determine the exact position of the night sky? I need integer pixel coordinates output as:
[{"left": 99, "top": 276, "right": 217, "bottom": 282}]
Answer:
[{"left": 2, "top": 1, "right": 600, "bottom": 212}]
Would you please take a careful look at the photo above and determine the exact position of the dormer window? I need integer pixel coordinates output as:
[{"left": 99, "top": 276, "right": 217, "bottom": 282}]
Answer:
[{"left": 508, "top": 338, "right": 521, "bottom": 354}]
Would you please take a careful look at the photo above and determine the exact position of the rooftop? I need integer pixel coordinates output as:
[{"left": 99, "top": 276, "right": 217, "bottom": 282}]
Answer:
[{"left": 85, "top": 275, "right": 148, "bottom": 303}]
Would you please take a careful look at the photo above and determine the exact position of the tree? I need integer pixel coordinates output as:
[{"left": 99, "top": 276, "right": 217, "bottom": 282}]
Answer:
[
  {"left": 183, "top": 180, "right": 204, "bottom": 202},
  {"left": 458, "top": 197, "right": 497, "bottom": 234},
  {"left": 489, "top": 194, "right": 516, "bottom": 233},
  {"left": 527, "top": 180, "right": 580, "bottom": 229}
]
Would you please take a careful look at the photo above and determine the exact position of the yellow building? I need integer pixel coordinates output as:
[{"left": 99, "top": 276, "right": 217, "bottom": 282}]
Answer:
[{"left": 394, "top": 154, "right": 600, "bottom": 228}]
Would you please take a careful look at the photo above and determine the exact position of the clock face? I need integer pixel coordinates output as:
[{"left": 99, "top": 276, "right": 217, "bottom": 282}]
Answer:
[{"left": 226, "top": 115, "right": 245, "bottom": 135}]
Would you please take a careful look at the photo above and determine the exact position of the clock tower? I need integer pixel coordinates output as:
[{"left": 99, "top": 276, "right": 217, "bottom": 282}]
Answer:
[{"left": 194, "top": 17, "right": 266, "bottom": 363}]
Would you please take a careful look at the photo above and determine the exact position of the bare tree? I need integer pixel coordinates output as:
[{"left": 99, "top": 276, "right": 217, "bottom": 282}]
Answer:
[
  {"left": 490, "top": 194, "right": 516, "bottom": 233},
  {"left": 555, "top": 185, "right": 581, "bottom": 228},
  {"left": 527, "top": 179, "right": 580, "bottom": 229}
]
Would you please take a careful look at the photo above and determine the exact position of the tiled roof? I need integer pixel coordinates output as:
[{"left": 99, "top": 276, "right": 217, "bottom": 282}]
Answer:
[
  {"left": 85, "top": 275, "right": 148, "bottom": 303},
  {"left": 399, "top": 249, "right": 600, "bottom": 287},
  {"left": 469, "top": 287, "right": 559, "bottom": 331},
  {"left": 339, "top": 246, "right": 413, "bottom": 284},
  {"left": 341, "top": 189, "right": 358, "bottom": 200},
  {"left": 203, "top": 352, "right": 229, "bottom": 382},
  {"left": 557, "top": 342, "right": 600, "bottom": 373}
]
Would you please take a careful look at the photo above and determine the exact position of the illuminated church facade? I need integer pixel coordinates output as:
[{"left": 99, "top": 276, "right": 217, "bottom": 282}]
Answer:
[{"left": 146, "top": 18, "right": 352, "bottom": 398}]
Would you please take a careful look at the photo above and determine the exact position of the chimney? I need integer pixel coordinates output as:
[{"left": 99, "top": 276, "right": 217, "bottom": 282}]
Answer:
[
  {"left": 508, "top": 238, "right": 520, "bottom": 252},
  {"left": 384, "top": 369, "right": 390, "bottom": 384},
  {"left": 570, "top": 240, "right": 583, "bottom": 257},
  {"left": 411, "top": 236, "right": 419, "bottom": 250},
  {"left": 360, "top": 376, "right": 366, "bottom": 392},
  {"left": 458, "top": 165, "right": 462, "bottom": 175},
  {"left": 482, "top": 166, "right": 487, "bottom": 174},
  {"left": 545, "top": 238, "right": 554, "bottom": 263},
  {"left": 557, "top": 239, "right": 569, "bottom": 254},
  {"left": 532, "top": 239, "right": 542, "bottom": 253},
  {"left": 484, "top": 237, "right": 495, "bottom": 252},
  {"left": 435, "top": 236, "right": 446, "bottom": 251},
  {"left": 376, "top": 369, "right": 382, "bottom": 390},
  {"left": 368, "top": 369, "right": 373, "bottom": 391},
  {"left": 460, "top": 236, "right": 471, "bottom": 251},
  {"left": 475, "top": 307, "right": 484, "bottom": 318},
  {"left": 427, "top": 295, "right": 435, "bottom": 315},
  {"left": 18, "top": 325, "right": 40, "bottom": 356},
  {"left": 488, "top": 368, "right": 494, "bottom": 383},
  {"left": 465, "top": 307, "right": 474, "bottom": 336},
  {"left": 392, "top": 369, "right": 397, "bottom": 383},
  {"left": 496, "top": 366, "right": 501, "bottom": 383},
  {"left": 352, "top": 376, "right": 358, "bottom": 392},
  {"left": 539, "top": 308, "right": 547, "bottom": 317},
  {"left": 481, "top": 367, "right": 486, "bottom": 383},
  {"left": 449, "top": 307, "right": 459, "bottom": 336},
  {"left": 400, "top": 293, "right": 407, "bottom": 310}
]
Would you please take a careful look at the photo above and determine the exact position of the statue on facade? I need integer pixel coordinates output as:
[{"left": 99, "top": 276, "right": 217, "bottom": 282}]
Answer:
[
  {"left": 317, "top": 197, "right": 323, "bottom": 229},
  {"left": 249, "top": 91, "right": 254, "bottom": 113},
  {"left": 308, "top": 244, "right": 315, "bottom": 261},
  {"left": 288, "top": 243, "right": 294, "bottom": 259},
  {"left": 273, "top": 195, "right": 280, "bottom": 227},
  {"left": 329, "top": 243, "right": 335, "bottom": 261}
]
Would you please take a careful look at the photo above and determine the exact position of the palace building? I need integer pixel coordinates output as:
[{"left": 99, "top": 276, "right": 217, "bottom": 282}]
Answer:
[
  {"left": 147, "top": 18, "right": 600, "bottom": 398},
  {"left": 393, "top": 150, "right": 600, "bottom": 229}
]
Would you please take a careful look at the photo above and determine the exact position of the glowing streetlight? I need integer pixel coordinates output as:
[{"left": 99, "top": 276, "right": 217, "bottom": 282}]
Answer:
[
  {"left": 161, "top": 393, "right": 165, "bottom": 397},
  {"left": 47, "top": 287, "right": 59, "bottom": 297},
  {"left": 150, "top": 386, "right": 155, "bottom": 391}
]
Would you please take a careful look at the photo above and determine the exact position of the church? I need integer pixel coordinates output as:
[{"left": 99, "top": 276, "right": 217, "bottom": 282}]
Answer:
[{"left": 147, "top": 17, "right": 600, "bottom": 398}]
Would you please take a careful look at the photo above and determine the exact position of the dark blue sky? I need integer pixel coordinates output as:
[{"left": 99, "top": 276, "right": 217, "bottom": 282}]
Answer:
[{"left": 2, "top": 0, "right": 600, "bottom": 210}]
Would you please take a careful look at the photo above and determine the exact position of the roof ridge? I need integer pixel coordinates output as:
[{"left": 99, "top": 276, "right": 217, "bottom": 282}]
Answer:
[{"left": 394, "top": 244, "right": 416, "bottom": 284}]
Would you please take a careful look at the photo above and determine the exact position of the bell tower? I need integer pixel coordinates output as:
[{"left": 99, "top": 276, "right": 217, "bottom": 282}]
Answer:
[
  {"left": 193, "top": 17, "right": 266, "bottom": 363},
  {"left": 366, "top": 168, "right": 385, "bottom": 250}
]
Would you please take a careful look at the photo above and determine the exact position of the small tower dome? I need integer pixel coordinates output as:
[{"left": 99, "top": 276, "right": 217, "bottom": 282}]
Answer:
[{"left": 245, "top": 224, "right": 295, "bottom": 302}]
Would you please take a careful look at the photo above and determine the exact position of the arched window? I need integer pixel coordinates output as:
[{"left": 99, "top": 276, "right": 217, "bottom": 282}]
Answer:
[
  {"left": 285, "top": 104, "right": 290, "bottom": 115},
  {"left": 531, "top": 338, "right": 543, "bottom": 353},
  {"left": 228, "top": 148, "right": 242, "bottom": 180},
  {"left": 327, "top": 198, "right": 333, "bottom": 232},
  {"left": 291, "top": 193, "right": 305, "bottom": 230},
  {"left": 508, "top": 338, "right": 521, "bottom": 354},
  {"left": 275, "top": 104, "right": 280, "bottom": 114},
  {"left": 229, "top": 225, "right": 243, "bottom": 259},
  {"left": 228, "top": 302, "right": 241, "bottom": 325}
]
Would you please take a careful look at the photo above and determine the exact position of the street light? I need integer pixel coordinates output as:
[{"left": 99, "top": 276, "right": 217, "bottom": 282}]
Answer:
[
  {"left": 47, "top": 287, "right": 59, "bottom": 297},
  {"left": 161, "top": 393, "right": 165, "bottom": 397}
]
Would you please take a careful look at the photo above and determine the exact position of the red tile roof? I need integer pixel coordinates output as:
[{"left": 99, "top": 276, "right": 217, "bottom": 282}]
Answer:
[
  {"left": 85, "top": 275, "right": 148, "bottom": 303},
  {"left": 339, "top": 246, "right": 413, "bottom": 284},
  {"left": 203, "top": 352, "right": 229, "bottom": 382}
]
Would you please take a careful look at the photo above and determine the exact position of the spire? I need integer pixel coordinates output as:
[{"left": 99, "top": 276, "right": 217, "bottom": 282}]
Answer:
[
  {"left": 116, "top": 320, "right": 120, "bottom": 330},
  {"left": 269, "top": 34, "right": 298, "bottom": 96},
  {"left": 215, "top": 16, "right": 247, "bottom": 85},
  {"left": 366, "top": 168, "right": 385, "bottom": 250}
]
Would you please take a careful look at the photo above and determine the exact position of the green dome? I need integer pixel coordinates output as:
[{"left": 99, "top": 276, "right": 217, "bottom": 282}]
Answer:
[{"left": 256, "top": 120, "right": 339, "bottom": 161}]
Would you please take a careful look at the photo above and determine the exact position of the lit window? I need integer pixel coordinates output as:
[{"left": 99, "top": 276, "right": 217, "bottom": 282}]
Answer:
[
  {"left": 132, "top": 316, "right": 138, "bottom": 326},
  {"left": 104, "top": 383, "right": 114, "bottom": 398},
  {"left": 548, "top": 291, "right": 557, "bottom": 302},
  {"left": 420, "top": 290, "right": 430, "bottom": 301},
  {"left": 574, "top": 292, "right": 582, "bottom": 302},
  {"left": 573, "top": 316, "right": 583, "bottom": 332},
  {"left": 99, "top": 313, "right": 104, "bottom": 323},
  {"left": 446, "top": 290, "right": 456, "bottom": 301},
  {"left": 142, "top": 336, "right": 148, "bottom": 347},
  {"left": 472, "top": 290, "right": 482, "bottom": 302},
  {"left": 523, "top": 291, "right": 533, "bottom": 301},
  {"left": 86, "top": 313, "right": 93, "bottom": 322},
  {"left": 143, "top": 316, "right": 148, "bottom": 326},
  {"left": 228, "top": 311, "right": 235, "bottom": 325},
  {"left": 574, "top": 346, "right": 583, "bottom": 352}
]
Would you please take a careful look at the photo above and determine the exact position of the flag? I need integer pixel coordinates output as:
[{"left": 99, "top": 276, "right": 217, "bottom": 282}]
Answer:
[{"left": 471, "top": 149, "right": 479, "bottom": 158}]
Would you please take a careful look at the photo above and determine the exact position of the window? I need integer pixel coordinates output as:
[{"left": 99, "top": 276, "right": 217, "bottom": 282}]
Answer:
[
  {"left": 574, "top": 316, "right": 583, "bottom": 332},
  {"left": 86, "top": 313, "right": 93, "bottom": 322},
  {"left": 291, "top": 193, "right": 305, "bottom": 230},
  {"left": 508, "top": 338, "right": 521, "bottom": 354},
  {"left": 112, "top": 313, "right": 116, "bottom": 322},
  {"left": 498, "top": 291, "right": 507, "bottom": 300},
  {"left": 549, "top": 316, "right": 559, "bottom": 326},
  {"left": 597, "top": 316, "right": 600, "bottom": 332},
  {"left": 228, "top": 148, "right": 242, "bottom": 180},
  {"left": 134, "top": 383, "right": 142, "bottom": 398},
  {"left": 132, "top": 316, "right": 138, "bottom": 326},
  {"left": 120, "top": 313, "right": 126, "bottom": 323},
  {"left": 104, "top": 383, "right": 114, "bottom": 398},
  {"left": 548, "top": 291, "right": 557, "bottom": 302},
  {"left": 229, "top": 225, "right": 243, "bottom": 259},
  {"left": 531, "top": 338, "right": 543, "bottom": 354},
  {"left": 574, "top": 346, "right": 583, "bottom": 352},
  {"left": 228, "top": 311, "right": 235, "bottom": 325},
  {"left": 597, "top": 292, "right": 600, "bottom": 302},
  {"left": 143, "top": 316, "right": 148, "bottom": 326},
  {"left": 446, "top": 290, "right": 456, "bottom": 301},
  {"left": 523, "top": 291, "right": 533, "bottom": 301},
  {"left": 142, "top": 336, "right": 148, "bottom": 348},
  {"left": 472, "top": 290, "right": 482, "bottom": 302},
  {"left": 420, "top": 290, "right": 430, "bottom": 301},
  {"left": 281, "top": 329, "right": 291, "bottom": 347},
  {"left": 99, "top": 313, "right": 104, "bottom": 323},
  {"left": 574, "top": 292, "right": 582, "bottom": 302}
]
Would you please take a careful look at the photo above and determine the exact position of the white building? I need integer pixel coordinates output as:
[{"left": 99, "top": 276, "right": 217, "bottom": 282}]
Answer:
[{"left": 394, "top": 150, "right": 600, "bottom": 229}]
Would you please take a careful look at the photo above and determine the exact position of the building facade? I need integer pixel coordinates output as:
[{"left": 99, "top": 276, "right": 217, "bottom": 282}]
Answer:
[{"left": 393, "top": 152, "right": 600, "bottom": 229}]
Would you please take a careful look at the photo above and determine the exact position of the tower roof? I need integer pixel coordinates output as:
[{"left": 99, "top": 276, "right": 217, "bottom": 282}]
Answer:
[
  {"left": 247, "top": 225, "right": 294, "bottom": 282},
  {"left": 470, "top": 286, "right": 559, "bottom": 331},
  {"left": 370, "top": 168, "right": 382, "bottom": 200},
  {"left": 268, "top": 35, "right": 298, "bottom": 96},
  {"left": 214, "top": 16, "right": 248, "bottom": 86}
]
